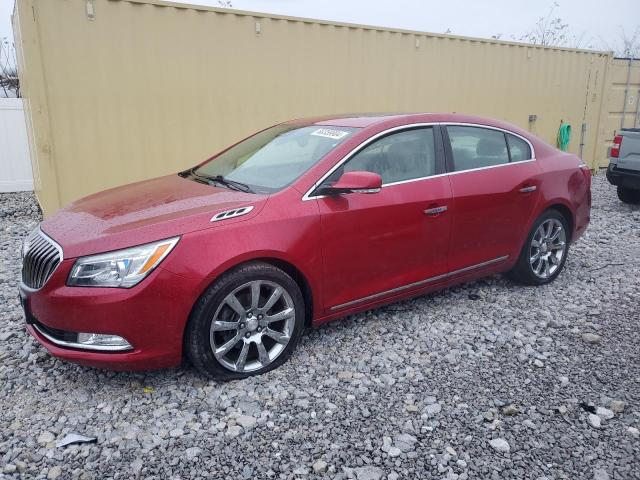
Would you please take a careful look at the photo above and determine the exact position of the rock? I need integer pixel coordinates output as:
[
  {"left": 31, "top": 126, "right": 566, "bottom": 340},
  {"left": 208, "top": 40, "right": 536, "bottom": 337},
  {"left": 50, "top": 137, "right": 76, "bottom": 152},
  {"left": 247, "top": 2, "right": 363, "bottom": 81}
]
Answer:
[
  {"left": 0, "top": 330, "right": 15, "bottom": 341},
  {"left": 354, "top": 466, "right": 384, "bottom": 480},
  {"left": 225, "top": 425, "right": 242, "bottom": 438},
  {"left": 533, "top": 359, "right": 544, "bottom": 368},
  {"left": 37, "top": 431, "right": 55, "bottom": 445},
  {"left": 502, "top": 404, "right": 518, "bottom": 416},
  {"left": 47, "top": 466, "right": 62, "bottom": 480},
  {"left": 131, "top": 459, "right": 143, "bottom": 475},
  {"left": 185, "top": 447, "right": 202, "bottom": 460},
  {"left": 588, "top": 414, "right": 601, "bottom": 428},
  {"left": 609, "top": 400, "right": 625, "bottom": 413},
  {"left": 581, "top": 333, "right": 601, "bottom": 344},
  {"left": 387, "top": 446, "right": 402, "bottom": 457},
  {"left": 596, "top": 407, "right": 614, "bottom": 420},
  {"left": 236, "top": 415, "right": 257, "bottom": 429},
  {"left": 169, "top": 428, "right": 184, "bottom": 438},
  {"left": 489, "top": 438, "right": 510, "bottom": 453},
  {"left": 3, "top": 465, "right": 17, "bottom": 474},
  {"left": 628, "top": 427, "right": 639, "bottom": 438},
  {"left": 423, "top": 403, "right": 442, "bottom": 417},
  {"left": 312, "top": 460, "right": 328, "bottom": 474},
  {"left": 593, "top": 468, "right": 610, "bottom": 480},
  {"left": 393, "top": 433, "right": 418, "bottom": 452}
]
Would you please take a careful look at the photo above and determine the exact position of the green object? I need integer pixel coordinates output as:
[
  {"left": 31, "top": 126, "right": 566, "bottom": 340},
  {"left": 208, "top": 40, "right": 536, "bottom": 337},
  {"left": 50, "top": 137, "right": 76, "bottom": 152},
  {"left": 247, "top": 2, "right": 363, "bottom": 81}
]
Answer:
[{"left": 557, "top": 123, "right": 572, "bottom": 151}]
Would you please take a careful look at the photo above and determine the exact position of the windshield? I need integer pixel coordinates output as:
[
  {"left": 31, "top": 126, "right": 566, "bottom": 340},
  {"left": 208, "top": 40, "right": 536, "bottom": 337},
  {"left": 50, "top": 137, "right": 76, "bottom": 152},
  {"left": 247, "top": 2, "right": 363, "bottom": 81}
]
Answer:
[{"left": 192, "top": 125, "right": 359, "bottom": 193}]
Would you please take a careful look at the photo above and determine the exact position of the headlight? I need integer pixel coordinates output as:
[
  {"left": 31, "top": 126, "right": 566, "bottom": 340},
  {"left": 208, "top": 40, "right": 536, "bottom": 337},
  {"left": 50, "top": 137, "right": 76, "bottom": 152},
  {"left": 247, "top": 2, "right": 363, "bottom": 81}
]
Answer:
[{"left": 67, "top": 237, "right": 179, "bottom": 288}]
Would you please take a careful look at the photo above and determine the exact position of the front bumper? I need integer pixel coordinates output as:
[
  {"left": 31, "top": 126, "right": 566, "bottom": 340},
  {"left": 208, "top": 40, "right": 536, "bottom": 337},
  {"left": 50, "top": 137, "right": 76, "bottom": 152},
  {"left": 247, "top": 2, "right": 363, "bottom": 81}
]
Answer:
[
  {"left": 606, "top": 164, "right": 640, "bottom": 190},
  {"left": 19, "top": 260, "right": 200, "bottom": 371}
]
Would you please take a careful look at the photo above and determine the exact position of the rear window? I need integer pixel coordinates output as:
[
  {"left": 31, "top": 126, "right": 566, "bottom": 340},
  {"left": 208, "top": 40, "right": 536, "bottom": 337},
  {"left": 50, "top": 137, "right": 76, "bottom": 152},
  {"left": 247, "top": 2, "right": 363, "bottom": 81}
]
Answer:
[{"left": 447, "top": 126, "right": 509, "bottom": 172}]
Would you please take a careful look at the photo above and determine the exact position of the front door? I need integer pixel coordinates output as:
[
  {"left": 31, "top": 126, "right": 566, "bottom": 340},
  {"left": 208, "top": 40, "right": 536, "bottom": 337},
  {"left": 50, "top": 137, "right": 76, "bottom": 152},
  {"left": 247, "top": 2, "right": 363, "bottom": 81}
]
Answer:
[{"left": 313, "top": 126, "right": 453, "bottom": 312}]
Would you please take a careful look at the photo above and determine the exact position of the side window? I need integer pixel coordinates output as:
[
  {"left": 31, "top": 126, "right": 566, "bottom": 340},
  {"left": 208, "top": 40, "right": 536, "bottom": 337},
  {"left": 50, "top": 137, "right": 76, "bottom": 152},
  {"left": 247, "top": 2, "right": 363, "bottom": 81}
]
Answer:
[
  {"left": 330, "top": 128, "right": 437, "bottom": 185},
  {"left": 506, "top": 134, "right": 532, "bottom": 162},
  {"left": 446, "top": 126, "right": 509, "bottom": 172}
]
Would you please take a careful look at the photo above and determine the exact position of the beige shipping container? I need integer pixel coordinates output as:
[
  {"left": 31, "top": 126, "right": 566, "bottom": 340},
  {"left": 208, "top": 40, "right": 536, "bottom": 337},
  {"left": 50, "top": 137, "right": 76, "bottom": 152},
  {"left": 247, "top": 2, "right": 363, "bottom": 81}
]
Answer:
[
  {"left": 13, "top": 0, "right": 612, "bottom": 216},
  {"left": 595, "top": 58, "right": 640, "bottom": 168}
]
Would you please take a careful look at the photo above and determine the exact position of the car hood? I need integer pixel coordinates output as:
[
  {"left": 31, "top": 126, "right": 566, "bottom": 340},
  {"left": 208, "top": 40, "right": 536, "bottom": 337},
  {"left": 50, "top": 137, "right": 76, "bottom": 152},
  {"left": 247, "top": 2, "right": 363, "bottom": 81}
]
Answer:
[{"left": 41, "top": 174, "right": 267, "bottom": 258}]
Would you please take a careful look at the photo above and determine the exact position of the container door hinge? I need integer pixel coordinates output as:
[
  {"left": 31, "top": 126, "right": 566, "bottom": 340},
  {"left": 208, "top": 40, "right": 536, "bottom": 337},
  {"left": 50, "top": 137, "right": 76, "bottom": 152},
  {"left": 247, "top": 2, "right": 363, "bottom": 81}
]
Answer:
[{"left": 86, "top": 0, "right": 95, "bottom": 21}]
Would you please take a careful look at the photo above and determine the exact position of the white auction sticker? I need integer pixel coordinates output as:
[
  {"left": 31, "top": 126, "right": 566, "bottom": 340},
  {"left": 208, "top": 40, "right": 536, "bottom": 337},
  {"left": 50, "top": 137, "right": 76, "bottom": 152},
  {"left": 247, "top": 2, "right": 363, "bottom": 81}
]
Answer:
[{"left": 311, "top": 128, "right": 349, "bottom": 139}]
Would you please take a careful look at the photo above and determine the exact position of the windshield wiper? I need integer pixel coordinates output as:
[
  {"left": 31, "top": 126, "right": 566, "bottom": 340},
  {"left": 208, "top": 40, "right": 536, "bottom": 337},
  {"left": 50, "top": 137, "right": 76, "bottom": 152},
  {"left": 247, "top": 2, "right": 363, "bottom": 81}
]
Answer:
[{"left": 189, "top": 169, "right": 254, "bottom": 193}]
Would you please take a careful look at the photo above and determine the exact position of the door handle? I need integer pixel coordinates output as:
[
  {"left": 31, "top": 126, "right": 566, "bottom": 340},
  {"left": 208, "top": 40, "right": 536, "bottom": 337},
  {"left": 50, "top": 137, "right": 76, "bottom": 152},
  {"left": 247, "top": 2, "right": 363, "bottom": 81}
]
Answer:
[
  {"left": 424, "top": 205, "right": 448, "bottom": 216},
  {"left": 519, "top": 185, "right": 537, "bottom": 193}
]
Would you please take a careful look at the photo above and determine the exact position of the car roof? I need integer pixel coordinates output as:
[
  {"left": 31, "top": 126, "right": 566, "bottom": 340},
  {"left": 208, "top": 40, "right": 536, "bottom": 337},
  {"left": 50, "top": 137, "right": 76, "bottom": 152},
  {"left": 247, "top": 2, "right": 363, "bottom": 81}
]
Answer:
[{"left": 283, "top": 113, "right": 531, "bottom": 135}]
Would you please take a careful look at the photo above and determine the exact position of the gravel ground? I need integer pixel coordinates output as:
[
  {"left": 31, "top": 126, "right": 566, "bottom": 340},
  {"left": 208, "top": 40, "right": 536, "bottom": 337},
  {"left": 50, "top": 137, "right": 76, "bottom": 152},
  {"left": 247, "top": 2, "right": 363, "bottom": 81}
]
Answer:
[{"left": 1, "top": 174, "right": 639, "bottom": 480}]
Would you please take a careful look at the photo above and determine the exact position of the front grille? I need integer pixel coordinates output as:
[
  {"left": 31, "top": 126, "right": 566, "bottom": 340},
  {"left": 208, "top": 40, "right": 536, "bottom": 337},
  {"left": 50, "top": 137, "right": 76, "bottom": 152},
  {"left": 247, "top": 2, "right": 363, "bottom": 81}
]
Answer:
[{"left": 22, "top": 229, "right": 62, "bottom": 289}]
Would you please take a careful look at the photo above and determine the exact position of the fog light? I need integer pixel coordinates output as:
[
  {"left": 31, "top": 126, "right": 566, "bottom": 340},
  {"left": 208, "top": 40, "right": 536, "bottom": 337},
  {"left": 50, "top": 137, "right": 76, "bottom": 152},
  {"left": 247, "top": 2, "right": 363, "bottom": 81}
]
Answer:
[{"left": 77, "top": 332, "right": 132, "bottom": 350}]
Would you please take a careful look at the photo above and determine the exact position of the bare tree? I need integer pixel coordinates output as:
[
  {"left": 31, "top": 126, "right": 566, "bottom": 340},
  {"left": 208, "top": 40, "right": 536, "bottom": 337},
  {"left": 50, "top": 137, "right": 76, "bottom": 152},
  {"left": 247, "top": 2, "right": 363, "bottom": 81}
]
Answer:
[
  {"left": 599, "top": 27, "right": 640, "bottom": 58},
  {"left": 519, "top": 2, "right": 568, "bottom": 46},
  {"left": 218, "top": 1, "right": 232, "bottom": 7},
  {"left": 0, "top": 37, "right": 20, "bottom": 98},
  {"left": 517, "top": 1, "right": 597, "bottom": 49}
]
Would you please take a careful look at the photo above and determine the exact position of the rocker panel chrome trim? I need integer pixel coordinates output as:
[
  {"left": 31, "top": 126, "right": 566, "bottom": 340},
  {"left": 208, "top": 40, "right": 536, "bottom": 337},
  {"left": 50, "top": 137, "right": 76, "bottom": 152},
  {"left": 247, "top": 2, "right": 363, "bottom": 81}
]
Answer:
[{"left": 329, "top": 255, "right": 509, "bottom": 311}]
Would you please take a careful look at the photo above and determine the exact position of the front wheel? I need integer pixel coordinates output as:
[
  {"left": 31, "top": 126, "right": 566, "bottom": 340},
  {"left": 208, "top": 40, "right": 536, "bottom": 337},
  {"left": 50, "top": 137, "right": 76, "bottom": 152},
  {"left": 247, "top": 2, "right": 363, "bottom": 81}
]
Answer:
[
  {"left": 508, "top": 210, "right": 569, "bottom": 286},
  {"left": 185, "top": 262, "right": 305, "bottom": 380},
  {"left": 617, "top": 187, "right": 640, "bottom": 204}
]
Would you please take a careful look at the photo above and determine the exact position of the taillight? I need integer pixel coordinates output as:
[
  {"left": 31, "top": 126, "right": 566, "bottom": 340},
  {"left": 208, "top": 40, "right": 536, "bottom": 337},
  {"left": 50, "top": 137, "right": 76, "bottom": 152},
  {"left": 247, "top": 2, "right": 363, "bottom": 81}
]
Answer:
[{"left": 611, "top": 134, "right": 623, "bottom": 158}]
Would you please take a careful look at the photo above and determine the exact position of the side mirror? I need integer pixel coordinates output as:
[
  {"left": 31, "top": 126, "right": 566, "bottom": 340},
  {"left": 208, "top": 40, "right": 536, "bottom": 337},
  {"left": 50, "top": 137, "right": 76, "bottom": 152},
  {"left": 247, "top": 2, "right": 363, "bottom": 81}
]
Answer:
[{"left": 318, "top": 171, "right": 382, "bottom": 196}]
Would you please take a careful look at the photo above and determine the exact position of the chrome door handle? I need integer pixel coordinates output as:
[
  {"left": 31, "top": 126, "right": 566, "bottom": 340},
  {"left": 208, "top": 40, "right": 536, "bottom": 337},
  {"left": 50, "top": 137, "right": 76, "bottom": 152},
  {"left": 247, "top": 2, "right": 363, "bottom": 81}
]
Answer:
[
  {"left": 424, "top": 205, "right": 448, "bottom": 216},
  {"left": 519, "top": 185, "right": 537, "bottom": 193}
]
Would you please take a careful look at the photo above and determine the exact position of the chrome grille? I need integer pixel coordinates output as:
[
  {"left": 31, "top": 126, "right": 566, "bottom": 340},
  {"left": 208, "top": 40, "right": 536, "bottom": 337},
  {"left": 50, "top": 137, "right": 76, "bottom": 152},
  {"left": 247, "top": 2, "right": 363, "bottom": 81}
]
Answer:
[{"left": 21, "top": 229, "right": 63, "bottom": 289}]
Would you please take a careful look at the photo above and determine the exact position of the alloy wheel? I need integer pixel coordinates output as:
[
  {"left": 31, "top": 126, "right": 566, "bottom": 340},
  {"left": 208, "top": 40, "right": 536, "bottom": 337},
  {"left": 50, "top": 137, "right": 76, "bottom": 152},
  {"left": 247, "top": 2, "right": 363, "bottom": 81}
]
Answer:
[
  {"left": 209, "top": 280, "right": 295, "bottom": 372},
  {"left": 529, "top": 218, "right": 566, "bottom": 279}
]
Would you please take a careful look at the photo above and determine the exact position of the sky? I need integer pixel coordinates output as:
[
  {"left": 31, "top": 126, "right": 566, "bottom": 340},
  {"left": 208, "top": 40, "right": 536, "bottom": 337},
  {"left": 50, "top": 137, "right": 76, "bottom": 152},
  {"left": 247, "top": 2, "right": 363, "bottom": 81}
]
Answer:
[{"left": 0, "top": 0, "right": 638, "bottom": 52}]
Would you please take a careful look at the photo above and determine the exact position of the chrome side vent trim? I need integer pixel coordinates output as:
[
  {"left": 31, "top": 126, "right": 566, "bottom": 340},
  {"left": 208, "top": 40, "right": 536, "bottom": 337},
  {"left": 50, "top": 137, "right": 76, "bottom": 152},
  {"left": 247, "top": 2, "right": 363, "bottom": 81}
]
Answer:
[{"left": 210, "top": 206, "right": 254, "bottom": 223}]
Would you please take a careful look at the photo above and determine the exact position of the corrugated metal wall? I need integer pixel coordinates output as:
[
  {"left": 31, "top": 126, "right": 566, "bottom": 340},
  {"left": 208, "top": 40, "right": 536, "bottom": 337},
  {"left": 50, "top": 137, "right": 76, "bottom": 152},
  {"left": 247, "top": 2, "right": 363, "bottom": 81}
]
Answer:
[
  {"left": 595, "top": 58, "right": 640, "bottom": 168},
  {"left": 14, "top": 0, "right": 612, "bottom": 216}
]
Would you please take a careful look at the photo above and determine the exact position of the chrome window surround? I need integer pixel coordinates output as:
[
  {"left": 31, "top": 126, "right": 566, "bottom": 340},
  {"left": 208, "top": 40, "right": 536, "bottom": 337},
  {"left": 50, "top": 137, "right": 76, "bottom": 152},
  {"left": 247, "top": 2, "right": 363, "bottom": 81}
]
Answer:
[
  {"left": 302, "top": 122, "right": 536, "bottom": 201},
  {"left": 20, "top": 227, "right": 64, "bottom": 292},
  {"left": 210, "top": 206, "right": 254, "bottom": 222},
  {"left": 31, "top": 324, "right": 133, "bottom": 352},
  {"left": 329, "top": 255, "right": 509, "bottom": 311}
]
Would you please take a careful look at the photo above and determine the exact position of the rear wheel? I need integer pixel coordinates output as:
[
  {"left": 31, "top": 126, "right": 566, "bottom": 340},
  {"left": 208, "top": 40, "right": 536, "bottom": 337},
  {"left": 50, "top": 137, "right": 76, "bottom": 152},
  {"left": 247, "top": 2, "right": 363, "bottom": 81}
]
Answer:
[
  {"left": 509, "top": 210, "right": 569, "bottom": 286},
  {"left": 185, "top": 262, "right": 305, "bottom": 380},
  {"left": 617, "top": 186, "right": 640, "bottom": 204}
]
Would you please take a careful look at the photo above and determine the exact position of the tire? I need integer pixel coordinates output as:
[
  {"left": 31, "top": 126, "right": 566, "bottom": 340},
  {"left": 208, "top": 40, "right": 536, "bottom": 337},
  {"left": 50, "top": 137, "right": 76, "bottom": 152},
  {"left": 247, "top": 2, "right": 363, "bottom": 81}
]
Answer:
[
  {"left": 617, "top": 186, "right": 640, "bottom": 204},
  {"left": 185, "top": 262, "right": 305, "bottom": 380},
  {"left": 508, "top": 210, "right": 570, "bottom": 286}
]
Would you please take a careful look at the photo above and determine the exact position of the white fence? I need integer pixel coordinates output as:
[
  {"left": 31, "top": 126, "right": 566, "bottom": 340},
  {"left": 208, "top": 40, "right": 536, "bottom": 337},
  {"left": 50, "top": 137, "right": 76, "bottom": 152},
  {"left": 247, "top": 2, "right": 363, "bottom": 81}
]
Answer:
[{"left": 0, "top": 98, "right": 33, "bottom": 192}]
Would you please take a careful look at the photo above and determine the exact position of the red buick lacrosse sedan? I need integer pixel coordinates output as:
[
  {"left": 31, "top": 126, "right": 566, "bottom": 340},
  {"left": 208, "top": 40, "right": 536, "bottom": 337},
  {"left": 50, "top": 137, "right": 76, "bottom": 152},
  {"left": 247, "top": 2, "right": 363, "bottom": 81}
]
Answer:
[{"left": 19, "top": 113, "right": 591, "bottom": 379}]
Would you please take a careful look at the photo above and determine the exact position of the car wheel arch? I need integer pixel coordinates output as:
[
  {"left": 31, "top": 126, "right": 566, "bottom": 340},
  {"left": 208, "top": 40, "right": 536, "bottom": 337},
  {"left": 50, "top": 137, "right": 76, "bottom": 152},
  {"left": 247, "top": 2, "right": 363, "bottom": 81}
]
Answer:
[
  {"left": 182, "top": 255, "right": 316, "bottom": 350},
  {"left": 543, "top": 203, "right": 574, "bottom": 243}
]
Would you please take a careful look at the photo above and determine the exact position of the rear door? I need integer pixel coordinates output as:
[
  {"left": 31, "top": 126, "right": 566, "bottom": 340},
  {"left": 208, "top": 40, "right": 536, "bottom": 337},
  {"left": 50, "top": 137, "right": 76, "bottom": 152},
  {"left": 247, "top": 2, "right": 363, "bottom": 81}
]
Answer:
[
  {"left": 313, "top": 126, "right": 453, "bottom": 312},
  {"left": 443, "top": 124, "right": 542, "bottom": 273}
]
